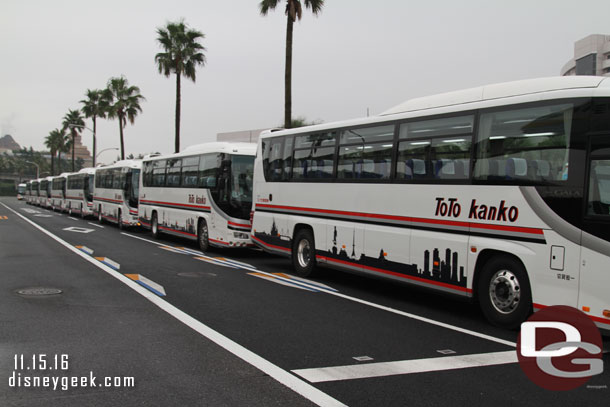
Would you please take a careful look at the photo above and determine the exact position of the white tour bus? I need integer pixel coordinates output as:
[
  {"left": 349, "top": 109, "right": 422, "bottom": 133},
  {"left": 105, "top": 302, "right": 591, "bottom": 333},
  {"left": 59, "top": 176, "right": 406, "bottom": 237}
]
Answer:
[
  {"left": 65, "top": 168, "right": 96, "bottom": 217},
  {"left": 94, "top": 159, "right": 141, "bottom": 228},
  {"left": 29, "top": 179, "right": 40, "bottom": 205},
  {"left": 252, "top": 76, "right": 610, "bottom": 330},
  {"left": 50, "top": 173, "right": 68, "bottom": 211},
  {"left": 24, "top": 181, "right": 32, "bottom": 203},
  {"left": 39, "top": 176, "right": 53, "bottom": 209},
  {"left": 139, "top": 142, "right": 256, "bottom": 250},
  {"left": 17, "top": 183, "right": 26, "bottom": 200}
]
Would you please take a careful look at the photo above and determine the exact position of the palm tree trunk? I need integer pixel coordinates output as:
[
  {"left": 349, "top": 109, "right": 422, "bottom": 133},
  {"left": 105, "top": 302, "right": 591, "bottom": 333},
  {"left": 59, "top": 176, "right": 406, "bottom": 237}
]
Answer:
[
  {"left": 71, "top": 130, "right": 76, "bottom": 172},
  {"left": 58, "top": 151, "right": 62, "bottom": 173},
  {"left": 92, "top": 116, "right": 97, "bottom": 167},
  {"left": 175, "top": 72, "right": 181, "bottom": 153},
  {"left": 284, "top": 15, "right": 294, "bottom": 129},
  {"left": 119, "top": 117, "right": 125, "bottom": 160},
  {"left": 50, "top": 151, "right": 55, "bottom": 176}
]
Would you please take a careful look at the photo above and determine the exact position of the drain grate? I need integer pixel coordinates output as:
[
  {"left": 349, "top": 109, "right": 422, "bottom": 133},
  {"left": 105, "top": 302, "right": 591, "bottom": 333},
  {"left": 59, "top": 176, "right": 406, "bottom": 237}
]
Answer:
[{"left": 16, "top": 287, "right": 63, "bottom": 296}]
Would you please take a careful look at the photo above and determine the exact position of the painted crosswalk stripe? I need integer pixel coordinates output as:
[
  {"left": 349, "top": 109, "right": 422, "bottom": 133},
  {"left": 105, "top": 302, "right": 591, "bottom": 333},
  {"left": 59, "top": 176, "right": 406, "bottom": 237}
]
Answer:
[
  {"left": 94, "top": 256, "right": 120, "bottom": 271},
  {"left": 194, "top": 256, "right": 239, "bottom": 269},
  {"left": 248, "top": 272, "right": 318, "bottom": 292},
  {"left": 292, "top": 350, "right": 518, "bottom": 383},
  {"left": 124, "top": 274, "right": 166, "bottom": 297}
]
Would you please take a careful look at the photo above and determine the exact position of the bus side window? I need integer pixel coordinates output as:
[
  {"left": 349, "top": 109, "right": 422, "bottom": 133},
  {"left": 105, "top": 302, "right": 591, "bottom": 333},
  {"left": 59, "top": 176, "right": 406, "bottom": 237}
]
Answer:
[{"left": 588, "top": 159, "right": 610, "bottom": 216}]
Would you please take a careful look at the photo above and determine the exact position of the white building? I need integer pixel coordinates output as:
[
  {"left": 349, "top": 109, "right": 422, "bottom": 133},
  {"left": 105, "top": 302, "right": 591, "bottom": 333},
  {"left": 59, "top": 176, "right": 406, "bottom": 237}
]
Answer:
[{"left": 561, "top": 34, "right": 610, "bottom": 77}]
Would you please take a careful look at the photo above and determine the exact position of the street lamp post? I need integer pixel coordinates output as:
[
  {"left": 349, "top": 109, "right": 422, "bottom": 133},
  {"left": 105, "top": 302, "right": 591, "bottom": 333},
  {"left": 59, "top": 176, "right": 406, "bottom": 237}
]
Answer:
[
  {"left": 25, "top": 161, "right": 39, "bottom": 179},
  {"left": 68, "top": 123, "right": 97, "bottom": 167},
  {"left": 95, "top": 148, "right": 119, "bottom": 164}
]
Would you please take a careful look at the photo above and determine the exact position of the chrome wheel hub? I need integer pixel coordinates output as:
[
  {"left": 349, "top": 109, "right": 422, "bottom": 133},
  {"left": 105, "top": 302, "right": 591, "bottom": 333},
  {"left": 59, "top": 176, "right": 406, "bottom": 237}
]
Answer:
[{"left": 489, "top": 269, "right": 521, "bottom": 314}]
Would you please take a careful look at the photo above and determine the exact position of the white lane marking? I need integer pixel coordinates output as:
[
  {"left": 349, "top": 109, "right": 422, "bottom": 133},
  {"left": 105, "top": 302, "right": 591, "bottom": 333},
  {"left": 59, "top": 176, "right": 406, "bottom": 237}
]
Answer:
[
  {"left": 4, "top": 204, "right": 345, "bottom": 407},
  {"left": 122, "top": 233, "right": 516, "bottom": 348},
  {"left": 69, "top": 217, "right": 79, "bottom": 221},
  {"left": 293, "top": 350, "right": 518, "bottom": 383},
  {"left": 21, "top": 208, "right": 41, "bottom": 214},
  {"left": 352, "top": 356, "right": 374, "bottom": 362},
  {"left": 88, "top": 222, "right": 104, "bottom": 229},
  {"left": 33, "top": 214, "right": 52, "bottom": 218},
  {"left": 63, "top": 227, "right": 94, "bottom": 234}
]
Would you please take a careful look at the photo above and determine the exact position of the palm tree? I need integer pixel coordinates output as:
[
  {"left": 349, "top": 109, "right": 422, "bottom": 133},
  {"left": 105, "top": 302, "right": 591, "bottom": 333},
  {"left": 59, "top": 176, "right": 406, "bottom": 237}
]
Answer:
[
  {"left": 44, "top": 129, "right": 63, "bottom": 175},
  {"left": 259, "top": 0, "right": 324, "bottom": 129},
  {"left": 80, "top": 89, "right": 106, "bottom": 167},
  {"left": 103, "top": 76, "right": 145, "bottom": 160},
  {"left": 155, "top": 20, "right": 206, "bottom": 153},
  {"left": 56, "top": 129, "right": 70, "bottom": 174},
  {"left": 62, "top": 110, "right": 85, "bottom": 171}
]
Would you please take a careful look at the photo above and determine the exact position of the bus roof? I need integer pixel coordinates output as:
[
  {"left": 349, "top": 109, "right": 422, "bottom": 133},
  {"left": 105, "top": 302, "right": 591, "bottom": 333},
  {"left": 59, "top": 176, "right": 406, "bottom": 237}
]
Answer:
[
  {"left": 258, "top": 76, "right": 610, "bottom": 139},
  {"left": 77, "top": 167, "right": 96, "bottom": 175},
  {"left": 96, "top": 159, "right": 142, "bottom": 170},
  {"left": 381, "top": 76, "right": 610, "bottom": 116},
  {"left": 146, "top": 142, "right": 256, "bottom": 162}
]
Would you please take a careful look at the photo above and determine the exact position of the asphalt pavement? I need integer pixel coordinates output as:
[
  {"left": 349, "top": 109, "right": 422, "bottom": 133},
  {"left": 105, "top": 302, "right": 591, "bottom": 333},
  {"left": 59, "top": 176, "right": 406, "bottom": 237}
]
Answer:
[{"left": 1, "top": 197, "right": 609, "bottom": 406}]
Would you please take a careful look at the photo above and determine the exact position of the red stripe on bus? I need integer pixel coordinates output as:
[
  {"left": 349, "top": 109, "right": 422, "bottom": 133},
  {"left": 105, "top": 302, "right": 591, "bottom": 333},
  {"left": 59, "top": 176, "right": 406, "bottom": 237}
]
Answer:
[
  {"left": 255, "top": 203, "right": 544, "bottom": 236},
  {"left": 534, "top": 303, "right": 610, "bottom": 326},
  {"left": 159, "top": 226, "right": 197, "bottom": 237},
  {"left": 317, "top": 255, "right": 472, "bottom": 294},
  {"left": 94, "top": 197, "right": 123, "bottom": 204},
  {"left": 141, "top": 199, "right": 211, "bottom": 211},
  {"left": 228, "top": 221, "right": 251, "bottom": 228},
  {"left": 251, "top": 235, "right": 291, "bottom": 252}
]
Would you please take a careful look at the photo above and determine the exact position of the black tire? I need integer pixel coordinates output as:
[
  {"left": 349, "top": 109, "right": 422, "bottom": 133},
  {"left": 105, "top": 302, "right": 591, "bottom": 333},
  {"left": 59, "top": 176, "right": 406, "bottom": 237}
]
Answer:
[
  {"left": 198, "top": 219, "right": 209, "bottom": 252},
  {"left": 292, "top": 228, "right": 316, "bottom": 277},
  {"left": 118, "top": 210, "right": 124, "bottom": 230},
  {"left": 477, "top": 255, "right": 532, "bottom": 329},
  {"left": 98, "top": 207, "right": 104, "bottom": 224},
  {"left": 151, "top": 212, "right": 160, "bottom": 239},
  {"left": 80, "top": 204, "right": 85, "bottom": 219}
]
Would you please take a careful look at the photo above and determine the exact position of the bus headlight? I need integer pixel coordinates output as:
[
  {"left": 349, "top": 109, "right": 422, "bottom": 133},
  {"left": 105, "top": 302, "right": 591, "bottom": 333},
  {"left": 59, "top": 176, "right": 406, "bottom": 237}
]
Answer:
[{"left": 233, "top": 232, "right": 249, "bottom": 240}]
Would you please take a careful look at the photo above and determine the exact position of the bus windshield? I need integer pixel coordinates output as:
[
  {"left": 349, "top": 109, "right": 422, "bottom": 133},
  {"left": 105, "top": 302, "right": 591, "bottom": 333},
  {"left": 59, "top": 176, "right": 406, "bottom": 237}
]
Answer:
[{"left": 212, "top": 154, "right": 254, "bottom": 220}]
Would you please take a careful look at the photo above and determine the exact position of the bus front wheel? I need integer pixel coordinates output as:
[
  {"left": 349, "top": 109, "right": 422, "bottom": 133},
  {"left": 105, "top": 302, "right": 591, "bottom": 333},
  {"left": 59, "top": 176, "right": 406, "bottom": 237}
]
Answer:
[
  {"left": 198, "top": 219, "right": 209, "bottom": 252},
  {"left": 477, "top": 255, "right": 532, "bottom": 329},
  {"left": 118, "top": 210, "right": 124, "bottom": 230},
  {"left": 292, "top": 228, "right": 316, "bottom": 277}
]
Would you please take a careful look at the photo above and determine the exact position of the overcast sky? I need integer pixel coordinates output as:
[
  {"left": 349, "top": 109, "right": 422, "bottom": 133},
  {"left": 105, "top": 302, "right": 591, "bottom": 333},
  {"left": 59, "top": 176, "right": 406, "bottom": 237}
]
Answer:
[{"left": 2, "top": 0, "right": 610, "bottom": 163}]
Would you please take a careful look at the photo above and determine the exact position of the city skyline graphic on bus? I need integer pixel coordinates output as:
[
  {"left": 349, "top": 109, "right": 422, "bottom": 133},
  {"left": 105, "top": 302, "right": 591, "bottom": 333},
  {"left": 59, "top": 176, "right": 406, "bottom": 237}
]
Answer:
[{"left": 256, "top": 221, "right": 467, "bottom": 288}]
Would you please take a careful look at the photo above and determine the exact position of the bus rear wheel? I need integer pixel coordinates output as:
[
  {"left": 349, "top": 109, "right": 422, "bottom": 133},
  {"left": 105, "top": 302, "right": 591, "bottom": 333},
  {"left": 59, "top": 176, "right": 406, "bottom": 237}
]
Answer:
[
  {"left": 151, "top": 213, "right": 160, "bottom": 239},
  {"left": 292, "top": 228, "right": 316, "bottom": 277},
  {"left": 198, "top": 219, "right": 209, "bottom": 252},
  {"left": 477, "top": 255, "right": 532, "bottom": 329}
]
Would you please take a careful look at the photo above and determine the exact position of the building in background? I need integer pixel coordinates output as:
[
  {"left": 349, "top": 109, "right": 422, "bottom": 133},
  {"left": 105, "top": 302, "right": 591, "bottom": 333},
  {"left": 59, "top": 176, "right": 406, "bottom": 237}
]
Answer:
[{"left": 561, "top": 34, "right": 610, "bottom": 77}]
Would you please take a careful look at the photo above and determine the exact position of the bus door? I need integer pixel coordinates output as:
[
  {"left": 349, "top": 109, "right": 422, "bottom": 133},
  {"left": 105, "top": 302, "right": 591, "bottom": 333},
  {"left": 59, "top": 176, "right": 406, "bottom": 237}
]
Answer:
[
  {"left": 579, "top": 134, "right": 610, "bottom": 317},
  {"left": 84, "top": 175, "right": 93, "bottom": 203}
]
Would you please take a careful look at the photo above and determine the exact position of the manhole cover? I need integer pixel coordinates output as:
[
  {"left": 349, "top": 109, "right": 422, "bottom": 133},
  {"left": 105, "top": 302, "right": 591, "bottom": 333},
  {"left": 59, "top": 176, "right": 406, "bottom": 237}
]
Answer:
[{"left": 16, "top": 287, "right": 63, "bottom": 296}]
